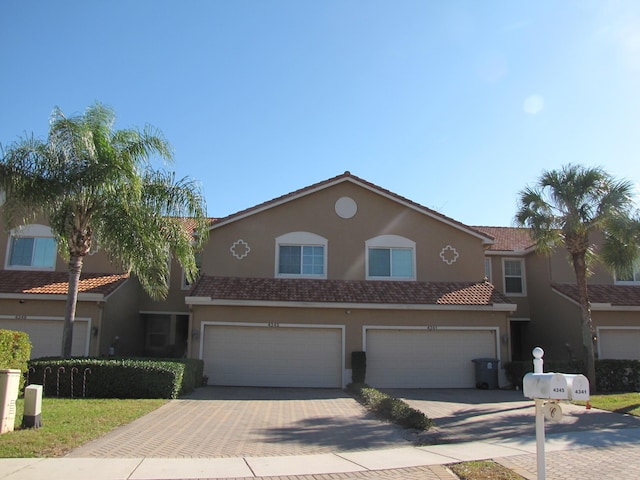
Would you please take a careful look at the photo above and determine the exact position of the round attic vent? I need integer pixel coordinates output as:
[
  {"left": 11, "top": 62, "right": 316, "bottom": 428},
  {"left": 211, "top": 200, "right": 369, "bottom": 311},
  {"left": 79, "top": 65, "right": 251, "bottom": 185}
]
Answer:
[{"left": 335, "top": 196, "right": 357, "bottom": 219}]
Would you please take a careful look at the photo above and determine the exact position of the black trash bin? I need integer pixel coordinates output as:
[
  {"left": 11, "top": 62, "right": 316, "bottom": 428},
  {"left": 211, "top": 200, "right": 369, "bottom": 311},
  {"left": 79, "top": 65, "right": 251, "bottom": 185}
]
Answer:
[{"left": 472, "top": 358, "right": 499, "bottom": 389}]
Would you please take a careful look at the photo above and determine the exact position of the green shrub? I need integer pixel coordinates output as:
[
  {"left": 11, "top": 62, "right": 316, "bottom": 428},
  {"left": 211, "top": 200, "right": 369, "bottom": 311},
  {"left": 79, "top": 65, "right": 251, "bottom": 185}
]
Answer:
[
  {"left": 347, "top": 383, "right": 432, "bottom": 430},
  {"left": 504, "top": 359, "right": 640, "bottom": 393},
  {"left": 27, "top": 357, "right": 204, "bottom": 399},
  {"left": 595, "top": 360, "right": 640, "bottom": 393},
  {"left": 0, "top": 329, "right": 32, "bottom": 390},
  {"left": 351, "top": 351, "right": 366, "bottom": 384}
]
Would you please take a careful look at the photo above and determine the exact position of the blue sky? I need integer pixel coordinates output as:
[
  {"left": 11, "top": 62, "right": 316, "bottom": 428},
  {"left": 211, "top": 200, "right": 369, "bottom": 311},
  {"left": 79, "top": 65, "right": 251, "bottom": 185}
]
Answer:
[{"left": 2, "top": 1, "right": 640, "bottom": 226}]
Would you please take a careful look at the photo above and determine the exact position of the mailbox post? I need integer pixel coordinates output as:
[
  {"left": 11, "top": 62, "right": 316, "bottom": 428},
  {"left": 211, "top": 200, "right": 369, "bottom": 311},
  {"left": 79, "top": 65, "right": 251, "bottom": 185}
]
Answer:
[{"left": 522, "top": 347, "right": 590, "bottom": 480}]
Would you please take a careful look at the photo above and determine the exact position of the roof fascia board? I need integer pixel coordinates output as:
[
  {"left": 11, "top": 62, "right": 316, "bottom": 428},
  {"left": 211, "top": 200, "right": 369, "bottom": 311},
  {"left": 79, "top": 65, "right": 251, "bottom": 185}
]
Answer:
[
  {"left": 348, "top": 178, "right": 494, "bottom": 244},
  {"left": 102, "top": 277, "right": 130, "bottom": 300},
  {"left": 551, "top": 288, "right": 580, "bottom": 306},
  {"left": 591, "top": 304, "right": 640, "bottom": 311},
  {"left": 0, "top": 293, "right": 105, "bottom": 302},
  {"left": 210, "top": 175, "right": 494, "bottom": 244},
  {"left": 185, "top": 296, "right": 516, "bottom": 311}
]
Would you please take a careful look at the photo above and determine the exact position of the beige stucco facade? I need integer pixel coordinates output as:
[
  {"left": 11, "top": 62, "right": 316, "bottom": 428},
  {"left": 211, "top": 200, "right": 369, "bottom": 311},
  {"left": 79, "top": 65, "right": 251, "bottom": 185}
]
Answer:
[{"left": 4, "top": 172, "right": 639, "bottom": 385}]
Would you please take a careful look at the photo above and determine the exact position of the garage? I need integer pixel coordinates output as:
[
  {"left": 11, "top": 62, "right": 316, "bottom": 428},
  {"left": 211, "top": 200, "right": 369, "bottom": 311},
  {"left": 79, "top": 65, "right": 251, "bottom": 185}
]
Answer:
[
  {"left": 365, "top": 327, "right": 498, "bottom": 388},
  {"left": 201, "top": 323, "right": 343, "bottom": 387},
  {"left": 0, "top": 317, "right": 90, "bottom": 359},
  {"left": 598, "top": 328, "right": 640, "bottom": 360}
]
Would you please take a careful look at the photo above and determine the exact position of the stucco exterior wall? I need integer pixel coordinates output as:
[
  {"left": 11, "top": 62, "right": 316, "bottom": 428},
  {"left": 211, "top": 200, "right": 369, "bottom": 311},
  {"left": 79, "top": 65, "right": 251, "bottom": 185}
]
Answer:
[
  {"left": 190, "top": 304, "right": 511, "bottom": 367},
  {"left": 202, "top": 182, "right": 488, "bottom": 282}
]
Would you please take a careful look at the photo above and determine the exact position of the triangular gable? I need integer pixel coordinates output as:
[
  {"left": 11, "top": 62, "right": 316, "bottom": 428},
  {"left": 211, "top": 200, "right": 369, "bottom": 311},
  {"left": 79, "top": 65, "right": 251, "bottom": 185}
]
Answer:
[{"left": 211, "top": 171, "right": 494, "bottom": 245}]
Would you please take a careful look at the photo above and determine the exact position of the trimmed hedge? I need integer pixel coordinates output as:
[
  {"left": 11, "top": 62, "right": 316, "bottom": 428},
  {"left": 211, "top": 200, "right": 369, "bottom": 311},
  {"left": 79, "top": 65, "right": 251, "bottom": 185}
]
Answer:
[
  {"left": 0, "top": 329, "right": 32, "bottom": 391},
  {"left": 347, "top": 383, "right": 433, "bottom": 430},
  {"left": 596, "top": 360, "right": 640, "bottom": 392},
  {"left": 27, "top": 357, "right": 204, "bottom": 399},
  {"left": 505, "top": 359, "right": 640, "bottom": 393}
]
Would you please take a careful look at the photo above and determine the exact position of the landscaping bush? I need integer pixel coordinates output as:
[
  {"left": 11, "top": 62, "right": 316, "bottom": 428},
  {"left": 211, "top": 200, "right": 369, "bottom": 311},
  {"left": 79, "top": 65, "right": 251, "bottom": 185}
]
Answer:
[
  {"left": 27, "top": 357, "right": 204, "bottom": 399},
  {"left": 0, "top": 329, "right": 31, "bottom": 391},
  {"left": 347, "top": 383, "right": 432, "bottom": 430},
  {"left": 595, "top": 360, "right": 640, "bottom": 393},
  {"left": 504, "top": 359, "right": 640, "bottom": 393},
  {"left": 351, "top": 351, "right": 366, "bottom": 384}
]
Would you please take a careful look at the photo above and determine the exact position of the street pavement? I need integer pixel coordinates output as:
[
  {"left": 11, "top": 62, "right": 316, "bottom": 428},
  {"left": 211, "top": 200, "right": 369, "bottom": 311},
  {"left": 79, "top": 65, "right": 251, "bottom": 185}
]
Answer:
[{"left": 1, "top": 387, "right": 640, "bottom": 479}]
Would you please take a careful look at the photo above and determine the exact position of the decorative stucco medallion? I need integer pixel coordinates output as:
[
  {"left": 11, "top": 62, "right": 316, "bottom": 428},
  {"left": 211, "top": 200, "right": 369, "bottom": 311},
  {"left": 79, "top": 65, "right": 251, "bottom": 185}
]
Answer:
[
  {"left": 439, "top": 245, "right": 459, "bottom": 265},
  {"left": 230, "top": 239, "right": 251, "bottom": 260},
  {"left": 335, "top": 196, "right": 358, "bottom": 219}
]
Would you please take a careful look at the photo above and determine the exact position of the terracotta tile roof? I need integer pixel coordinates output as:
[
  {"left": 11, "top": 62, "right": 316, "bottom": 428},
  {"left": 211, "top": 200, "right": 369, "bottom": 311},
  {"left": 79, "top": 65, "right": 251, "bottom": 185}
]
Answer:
[
  {"left": 474, "top": 226, "right": 535, "bottom": 252},
  {"left": 211, "top": 172, "right": 493, "bottom": 242},
  {"left": 175, "top": 217, "right": 217, "bottom": 235},
  {"left": 190, "top": 276, "right": 512, "bottom": 307},
  {"left": 0, "top": 270, "right": 129, "bottom": 296},
  {"left": 553, "top": 283, "right": 640, "bottom": 307}
]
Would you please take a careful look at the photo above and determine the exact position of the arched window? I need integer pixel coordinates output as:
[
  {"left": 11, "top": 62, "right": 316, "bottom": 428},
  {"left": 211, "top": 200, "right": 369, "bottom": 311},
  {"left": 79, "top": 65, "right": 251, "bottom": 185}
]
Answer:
[
  {"left": 275, "top": 232, "right": 328, "bottom": 278},
  {"left": 5, "top": 224, "right": 57, "bottom": 270},
  {"left": 366, "top": 234, "right": 415, "bottom": 280}
]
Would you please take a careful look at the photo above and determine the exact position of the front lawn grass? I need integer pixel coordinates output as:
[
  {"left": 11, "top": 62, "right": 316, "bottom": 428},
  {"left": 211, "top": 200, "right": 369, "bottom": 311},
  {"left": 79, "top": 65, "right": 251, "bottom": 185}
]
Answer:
[
  {"left": 575, "top": 393, "right": 640, "bottom": 416},
  {"left": 0, "top": 397, "right": 167, "bottom": 458}
]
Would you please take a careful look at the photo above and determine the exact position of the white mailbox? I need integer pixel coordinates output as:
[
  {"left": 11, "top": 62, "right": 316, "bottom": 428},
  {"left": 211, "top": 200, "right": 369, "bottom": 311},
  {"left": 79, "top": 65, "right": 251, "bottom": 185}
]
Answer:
[
  {"left": 523, "top": 372, "right": 569, "bottom": 400},
  {"left": 564, "top": 374, "right": 590, "bottom": 401}
]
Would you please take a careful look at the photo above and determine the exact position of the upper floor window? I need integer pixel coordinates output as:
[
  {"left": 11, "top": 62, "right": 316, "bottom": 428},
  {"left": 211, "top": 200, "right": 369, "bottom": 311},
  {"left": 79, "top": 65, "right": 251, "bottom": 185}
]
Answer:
[
  {"left": 366, "top": 235, "right": 415, "bottom": 280},
  {"left": 484, "top": 258, "right": 492, "bottom": 282},
  {"left": 615, "top": 258, "right": 640, "bottom": 284},
  {"left": 5, "top": 224, "right": 57, "bottom": 270},
  {"left": 503, "top": 258, "right": 525, "bottom": 295},
  {"left": 275, "top": 232, "right": 327, "bottom": 278}
]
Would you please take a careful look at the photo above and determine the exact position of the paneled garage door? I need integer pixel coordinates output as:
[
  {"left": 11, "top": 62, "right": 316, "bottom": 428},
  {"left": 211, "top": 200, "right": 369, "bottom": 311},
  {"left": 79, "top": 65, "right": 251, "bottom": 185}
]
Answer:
[
  {"left": 202, "top": 324, "right": 343, "bottom": 387},
  {"left": 599, "top": 328, "right": 640, "bottom": 360},
  {"left": 365, "top": 328, "right": 498, "bottom": 388},
  {"left": 0, "top": 317, "right": 89, "bottom": 359}
]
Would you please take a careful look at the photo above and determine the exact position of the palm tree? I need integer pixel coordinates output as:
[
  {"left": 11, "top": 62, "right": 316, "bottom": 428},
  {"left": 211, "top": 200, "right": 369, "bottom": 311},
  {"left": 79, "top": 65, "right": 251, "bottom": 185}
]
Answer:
[
  {"left": 515, "top": 164, "right": 638, "bottom": 389},
  {"left": 0, "top": 102, "right": 209, "bottom": 358}
]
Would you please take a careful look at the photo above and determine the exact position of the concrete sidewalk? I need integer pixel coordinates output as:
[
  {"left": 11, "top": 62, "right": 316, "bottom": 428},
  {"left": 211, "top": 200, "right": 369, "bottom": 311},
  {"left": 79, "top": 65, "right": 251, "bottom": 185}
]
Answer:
[{"left": 2, "top": 427, "right": 640, "bottom": 479}]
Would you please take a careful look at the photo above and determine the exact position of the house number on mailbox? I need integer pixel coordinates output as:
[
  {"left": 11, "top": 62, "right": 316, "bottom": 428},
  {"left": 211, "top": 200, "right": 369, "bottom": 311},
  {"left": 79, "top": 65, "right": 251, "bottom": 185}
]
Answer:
[{"left": 268, "top": 322, "right": 280, "bottom": 328}]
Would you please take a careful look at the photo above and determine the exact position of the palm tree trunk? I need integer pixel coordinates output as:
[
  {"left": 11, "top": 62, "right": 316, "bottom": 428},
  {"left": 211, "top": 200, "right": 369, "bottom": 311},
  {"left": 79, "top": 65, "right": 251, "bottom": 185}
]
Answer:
[
  {"left": 572, "top": 252, "right": 597, "bottom": 393},
  {"left": 62, "top": 255, "right": 83, "bottom": 358}
]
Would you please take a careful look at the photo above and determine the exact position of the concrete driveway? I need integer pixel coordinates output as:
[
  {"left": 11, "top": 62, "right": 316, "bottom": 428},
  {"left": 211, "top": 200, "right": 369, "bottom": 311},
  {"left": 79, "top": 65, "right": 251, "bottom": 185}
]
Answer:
[
  {"left": 385, "top": 388, "right": 640, "bottom": 444},
  {"left": 67, "top": 387, "right": 414, "bottom": 458}
]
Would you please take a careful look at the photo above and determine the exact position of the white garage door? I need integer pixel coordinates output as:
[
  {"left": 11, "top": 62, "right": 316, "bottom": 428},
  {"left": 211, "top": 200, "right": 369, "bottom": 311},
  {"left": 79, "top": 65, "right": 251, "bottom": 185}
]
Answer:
[
  {"left": 365, "top": 328, "right": 498, "bottom": 388},
  {"left": 202, "top": 324, "right": 343, "bottom": 388},
  {"left": 599, "top": 328, "right": 640, "bottom": 360},
  {"left": 0, "top": 318, "right": 89, "bottom": 358}
]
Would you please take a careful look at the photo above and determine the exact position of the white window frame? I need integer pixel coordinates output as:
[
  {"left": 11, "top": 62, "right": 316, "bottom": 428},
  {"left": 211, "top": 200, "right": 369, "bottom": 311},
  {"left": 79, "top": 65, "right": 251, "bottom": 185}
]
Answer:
[
  {"left": 615, "top": 257, "right": 640, "bottom": 285},
  {"left": 365, "top": 234, "right": 416, "bottom": 281},
  {"left": 5, "top": 224, "right": 57, "bottom": 271},
  {"left": 484, "top": 257, "right": 492, "bottom": 283},
  {"left": 502, "top": 258, "right": 526, "bottom": 296},
  {"left": 275, "top": 232, "right": 328, "bottom": 279}
]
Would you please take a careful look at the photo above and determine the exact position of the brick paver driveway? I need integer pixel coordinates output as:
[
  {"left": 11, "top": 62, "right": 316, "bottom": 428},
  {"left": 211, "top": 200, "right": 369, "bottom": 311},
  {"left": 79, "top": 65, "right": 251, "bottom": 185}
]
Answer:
[
  {"left": 67, "top": 387, "right": 414, "bottom": 458},
  {"left": 385, "top": 388, "right": 640, "bottom": 444}
]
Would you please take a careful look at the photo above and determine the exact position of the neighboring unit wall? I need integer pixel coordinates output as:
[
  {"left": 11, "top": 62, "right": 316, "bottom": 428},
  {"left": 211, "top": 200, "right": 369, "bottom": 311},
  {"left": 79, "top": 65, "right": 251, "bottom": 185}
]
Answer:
[
  {"left": 0, "top": 297, "right": 101, "bottom": 359},
  {"left": 99, "top": 277, "right": 143, "bottom": 357}
]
